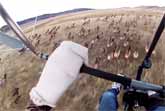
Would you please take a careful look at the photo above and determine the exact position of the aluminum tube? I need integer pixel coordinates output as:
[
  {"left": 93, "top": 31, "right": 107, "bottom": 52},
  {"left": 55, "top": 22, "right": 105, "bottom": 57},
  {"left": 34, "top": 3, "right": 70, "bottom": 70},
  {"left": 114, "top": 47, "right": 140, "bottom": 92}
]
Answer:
[
  {"left": 0, "top": 2, "right": 37, "bottom": 55},
  {"left": 131, "top": 80, "right": 163, "bottom": 92}
]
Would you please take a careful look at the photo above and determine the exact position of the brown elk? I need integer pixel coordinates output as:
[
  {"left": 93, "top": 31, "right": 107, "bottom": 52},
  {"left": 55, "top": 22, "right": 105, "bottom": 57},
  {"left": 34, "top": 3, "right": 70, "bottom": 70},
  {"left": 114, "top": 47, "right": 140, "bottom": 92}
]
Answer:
[{"left": 82, "top": 18, "right": 90, "bottom": 25}]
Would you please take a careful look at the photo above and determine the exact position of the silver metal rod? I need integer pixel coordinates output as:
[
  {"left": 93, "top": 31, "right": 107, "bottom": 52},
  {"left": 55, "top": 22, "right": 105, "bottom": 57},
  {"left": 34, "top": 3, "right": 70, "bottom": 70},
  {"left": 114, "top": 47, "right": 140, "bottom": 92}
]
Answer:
[
  {"left": 0, "top": 2, "right": 38, "bottom": 55},
  {"left": 131, "top": 80, "right": 163, "bottom": 92}
]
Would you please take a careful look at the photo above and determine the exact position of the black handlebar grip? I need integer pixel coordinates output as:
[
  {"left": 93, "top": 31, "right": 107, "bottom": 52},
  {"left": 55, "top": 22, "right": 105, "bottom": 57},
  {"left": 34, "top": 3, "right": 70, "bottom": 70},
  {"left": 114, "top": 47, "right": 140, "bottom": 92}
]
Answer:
[{"left": 80, "top": 64, "right": 131, "bottom": 86}]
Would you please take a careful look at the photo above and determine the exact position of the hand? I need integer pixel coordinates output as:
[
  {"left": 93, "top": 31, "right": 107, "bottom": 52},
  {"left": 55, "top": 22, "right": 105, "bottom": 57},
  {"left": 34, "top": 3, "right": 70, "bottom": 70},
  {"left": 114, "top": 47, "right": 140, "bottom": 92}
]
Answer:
[{"left": 29, "top": 41, "right": 88, "bottom": 107}]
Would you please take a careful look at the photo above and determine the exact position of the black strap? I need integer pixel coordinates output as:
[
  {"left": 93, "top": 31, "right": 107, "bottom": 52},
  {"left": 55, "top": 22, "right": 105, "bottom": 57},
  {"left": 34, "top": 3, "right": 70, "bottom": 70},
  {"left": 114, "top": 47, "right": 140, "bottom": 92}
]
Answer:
[
  {"left": 136, "top": 14, "right": 165, "bottom": 80},
  {"left": 80, "top": 65, "right": 131, "bottom": 86}
]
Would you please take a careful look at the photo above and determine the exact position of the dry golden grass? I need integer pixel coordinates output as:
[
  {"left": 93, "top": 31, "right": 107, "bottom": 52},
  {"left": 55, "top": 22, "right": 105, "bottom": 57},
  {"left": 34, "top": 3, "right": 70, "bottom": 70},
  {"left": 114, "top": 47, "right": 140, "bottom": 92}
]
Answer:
[{"left": 0, "top": 8, "right": 164, "bottom": 111}]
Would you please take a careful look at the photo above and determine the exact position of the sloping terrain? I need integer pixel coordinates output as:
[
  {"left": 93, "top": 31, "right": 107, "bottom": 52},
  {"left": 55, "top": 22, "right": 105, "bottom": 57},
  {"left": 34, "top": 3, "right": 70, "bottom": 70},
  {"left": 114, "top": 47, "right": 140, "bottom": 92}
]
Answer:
[
  {"left": 0, "top": 8, "right": 165, "bottom": 111},
  {"left": 0, "top": 8, "right": 93, "bottom": 32}
]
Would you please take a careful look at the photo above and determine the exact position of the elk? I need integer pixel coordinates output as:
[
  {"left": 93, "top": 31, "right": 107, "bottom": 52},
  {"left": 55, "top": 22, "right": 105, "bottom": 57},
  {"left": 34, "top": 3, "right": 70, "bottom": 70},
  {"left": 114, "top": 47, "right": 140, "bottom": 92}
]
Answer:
[
  {"left": 124, "top": 46, "right": 131, "bottom": 59},
  {"left": 67, "top": 32, "right": 74, "bottom": 40},
  {"left": 35, "top": 39, "right": 40, "bottom": 47},
  {"left": 102, "top": 16, "right": 109, "bottom": 22},
  {"left": 95, "top": 26, "right": 100, "bottom": 32},
  {"left": 82, "top": 18, "right": 90, "bottom": 25},
  {"left": 78, "top": 27, "right": 86, "bottom": 37},
  {"left": 84, "top": 42, "right": 89, "bottom": 48},
  {"left": 133, "top": 51, "right": 139, "bottom": 59},
  {"left": 71, "top": 23, "right": 76, "bottom": 28}
]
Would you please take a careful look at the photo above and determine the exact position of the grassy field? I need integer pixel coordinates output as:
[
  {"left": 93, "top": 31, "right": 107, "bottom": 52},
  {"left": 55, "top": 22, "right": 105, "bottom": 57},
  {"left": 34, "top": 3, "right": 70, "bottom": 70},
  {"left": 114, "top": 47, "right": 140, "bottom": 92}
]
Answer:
[{"left": 0, "top": 8, "right": 165, "bottom": 111}]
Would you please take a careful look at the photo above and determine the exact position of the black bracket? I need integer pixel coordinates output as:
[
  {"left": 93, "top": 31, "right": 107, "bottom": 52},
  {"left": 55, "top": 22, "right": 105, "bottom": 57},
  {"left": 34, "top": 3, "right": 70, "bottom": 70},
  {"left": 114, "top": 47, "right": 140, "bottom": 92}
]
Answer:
[
  {"left": 142, "top": 59, "right": 152, "bottom": 69},
  {"left": 160, "top": 85, "right": 165, "bottom": 98},
  {"left": 123, "top": 89, "right": 149, "bottom": 111},
  {"left": 136, "top": 59, "right": 152, "bottom": 80}
]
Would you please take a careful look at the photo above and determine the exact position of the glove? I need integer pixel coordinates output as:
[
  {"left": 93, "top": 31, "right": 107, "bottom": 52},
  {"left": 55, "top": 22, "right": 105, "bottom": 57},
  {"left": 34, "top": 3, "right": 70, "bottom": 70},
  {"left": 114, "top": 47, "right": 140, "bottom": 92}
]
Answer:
[{"left": 29, "top": 41, "right": 88, "bottom": 107}]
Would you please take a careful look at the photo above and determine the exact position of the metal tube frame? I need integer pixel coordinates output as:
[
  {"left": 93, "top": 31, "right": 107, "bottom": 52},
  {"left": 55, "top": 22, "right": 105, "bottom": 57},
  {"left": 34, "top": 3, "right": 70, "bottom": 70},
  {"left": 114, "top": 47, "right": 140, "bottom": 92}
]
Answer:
[{"left": 0, "top": 2, "right": 37, "bottom": 55}]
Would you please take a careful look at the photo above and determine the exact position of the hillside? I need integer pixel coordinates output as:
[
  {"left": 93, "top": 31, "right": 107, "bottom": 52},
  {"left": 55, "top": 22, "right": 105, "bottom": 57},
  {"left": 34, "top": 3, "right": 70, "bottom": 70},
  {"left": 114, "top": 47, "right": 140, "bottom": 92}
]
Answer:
[
  {"left": 0, "top": 8, "right": 165, "bottom": 111},
  {"left": 0, "top": 8, "right": 93, "bottom": 32}
]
